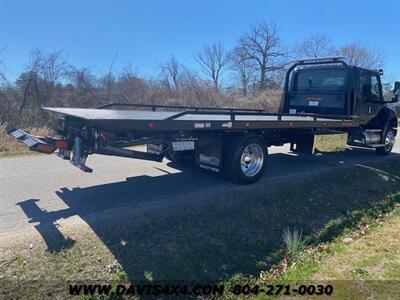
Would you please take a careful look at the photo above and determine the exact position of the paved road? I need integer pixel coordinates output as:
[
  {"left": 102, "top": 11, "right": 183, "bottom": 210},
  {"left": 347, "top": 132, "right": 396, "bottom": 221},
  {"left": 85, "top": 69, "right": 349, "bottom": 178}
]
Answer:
[{"left": 1, "top": 141, "right": 399, "bottom": 236}]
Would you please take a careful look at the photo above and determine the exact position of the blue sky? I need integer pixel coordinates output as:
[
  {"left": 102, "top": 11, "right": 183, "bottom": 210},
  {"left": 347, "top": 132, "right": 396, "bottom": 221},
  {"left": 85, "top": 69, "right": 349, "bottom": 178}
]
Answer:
[{"left": 0, "top": 0, "right": 399, "bottom": 82}]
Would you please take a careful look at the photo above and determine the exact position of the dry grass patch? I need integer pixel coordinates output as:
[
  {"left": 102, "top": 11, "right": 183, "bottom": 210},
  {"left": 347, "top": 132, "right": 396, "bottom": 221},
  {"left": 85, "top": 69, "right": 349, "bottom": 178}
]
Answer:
[
  {"left": 314, "top": 209, "right": 400, "bottom": 281},
  {"left": 299, "top": 209, "right": 400, "bottom": 300},
  {"left": 232, "top": 89, "right": 282, "bottom": 112}
]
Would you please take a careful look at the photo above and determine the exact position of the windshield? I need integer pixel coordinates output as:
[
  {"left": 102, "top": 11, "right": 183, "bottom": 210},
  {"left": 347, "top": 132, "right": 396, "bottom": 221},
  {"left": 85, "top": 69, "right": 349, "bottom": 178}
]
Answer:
[{"left": 294, "top": 69, "right": 346, "bottom": 91}]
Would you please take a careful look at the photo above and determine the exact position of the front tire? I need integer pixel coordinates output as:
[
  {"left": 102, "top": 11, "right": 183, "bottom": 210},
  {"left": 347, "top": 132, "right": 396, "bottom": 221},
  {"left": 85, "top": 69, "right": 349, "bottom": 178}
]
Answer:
[
  {"left": 376, "top": 128, "right": 396, "bottom": 155},
  {"left": 223, "top": 134, "right": 267, "bottom": 184}
]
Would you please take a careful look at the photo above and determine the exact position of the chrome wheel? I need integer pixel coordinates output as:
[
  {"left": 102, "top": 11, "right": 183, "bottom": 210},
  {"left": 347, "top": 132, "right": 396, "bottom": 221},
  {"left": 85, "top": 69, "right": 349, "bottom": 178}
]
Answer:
[
  {"left": 384, "top": 130, "right": 396, "bottom": 151},
  {"left": 240, "top": 143, "right": 264, "bottom": 177}
]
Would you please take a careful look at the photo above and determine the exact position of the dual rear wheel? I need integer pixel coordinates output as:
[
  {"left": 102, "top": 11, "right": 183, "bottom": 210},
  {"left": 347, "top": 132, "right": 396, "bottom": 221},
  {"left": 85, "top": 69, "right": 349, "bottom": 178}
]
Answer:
[
  {"left": 165, "top": 134, "right": 267, "bottom": 184},
  {"left": 223, "top": 134, "right": 268, "bottom": 184}
]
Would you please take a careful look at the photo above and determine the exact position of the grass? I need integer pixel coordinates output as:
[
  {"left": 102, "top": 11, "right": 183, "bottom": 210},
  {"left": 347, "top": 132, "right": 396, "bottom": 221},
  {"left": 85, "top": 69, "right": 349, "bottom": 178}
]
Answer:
[
  {"left": 257, "top": 205, "right": 400, "bottom": 300},
  {"left": 250, "top": 187, "right": 400, "bottom": 299},
  {"left": 313, "top": 209, "right": 400, "bottom": 297},
  {"left": 283, "top": 228, "right": 309, "bottom": 261},
  {"left": 14, "top": 253, "right": 25, "bottom": 268},
  {"left": 0, "top": 123, "right": 51, "bottom": 157},
  {"left": 1, "top": 158, "right": 400, "bottom": 298}
]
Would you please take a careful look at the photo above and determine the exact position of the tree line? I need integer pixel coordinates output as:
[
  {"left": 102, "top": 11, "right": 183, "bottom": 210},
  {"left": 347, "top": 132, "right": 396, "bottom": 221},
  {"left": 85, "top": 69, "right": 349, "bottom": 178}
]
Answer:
[{"left": 0, "top": 21, "right": 386, "bottom": 127}]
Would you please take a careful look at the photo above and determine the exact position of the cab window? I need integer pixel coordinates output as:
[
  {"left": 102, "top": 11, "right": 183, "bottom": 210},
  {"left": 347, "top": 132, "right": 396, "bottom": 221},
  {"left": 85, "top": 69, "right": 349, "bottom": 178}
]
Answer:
[
  {"left": 294, "top": 69, "right": 346, "bottom": 91},
  {"left": 359, "top": 71, "right": 382, "bottom": 102},
  {"left": 371, "top": 75, "right": 381, "bottom": 97}
]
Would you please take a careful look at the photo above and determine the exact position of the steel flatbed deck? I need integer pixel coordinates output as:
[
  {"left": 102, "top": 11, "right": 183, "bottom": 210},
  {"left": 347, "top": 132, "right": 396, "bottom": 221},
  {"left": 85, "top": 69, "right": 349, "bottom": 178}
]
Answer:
[{"left": 43, "top": 106, "right": 359, "bottom": 132}]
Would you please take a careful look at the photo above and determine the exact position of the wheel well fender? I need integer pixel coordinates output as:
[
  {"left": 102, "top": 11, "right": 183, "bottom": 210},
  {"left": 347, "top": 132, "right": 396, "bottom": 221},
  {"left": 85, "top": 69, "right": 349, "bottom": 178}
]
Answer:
[
  {"left": 368, "top": 107, "right": 397, "bottom": 130},
  {"left": 388, "top": 117, "right": 398, "bottom": 131},
  {"left": 381, "top": 116, "right": 398, "bottom": 143}
]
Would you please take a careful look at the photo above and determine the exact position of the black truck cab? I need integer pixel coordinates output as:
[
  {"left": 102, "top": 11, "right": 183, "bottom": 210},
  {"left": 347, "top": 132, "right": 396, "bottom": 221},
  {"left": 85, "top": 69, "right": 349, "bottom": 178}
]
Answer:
[{"left": 282, "top": 57, "right": 398, "bottom": 129}]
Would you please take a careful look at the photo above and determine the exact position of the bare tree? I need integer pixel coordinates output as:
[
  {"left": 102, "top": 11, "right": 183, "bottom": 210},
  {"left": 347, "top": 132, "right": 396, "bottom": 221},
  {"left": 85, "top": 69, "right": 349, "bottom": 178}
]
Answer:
[
  {"left": 117, "top": 64, "right": 147, "bottom": 103},
  {"left": 196, "top": 42, "right": 228, "bottom": 90},
  {"left": 120, "top": 63, "right": 138, "bottom": 81},
  {"left": 296, "top": 33, "right": 336, "bottom": 58},
  {"left": 105, "top": 50, "right": 118, "bottom": 99},
  {"left": 65, "top": 65, "right": 97, "bottom": 106},
  {"left": 229, "top": 47, "right": 256, "bottom": 96},
  {"left": 17, "top": 50, "right": 67, "bottom": 117},
  {"left": 237, "top": 21, "right": 287, "bottom": 89},
  {"left": 339, "top": 43, "right": 384, "bottom": 69},
  {"left": 159, "top": 55, "right": 181, "bottom": 96},
  {"left": 0, "top": 47, "right": 13, "bottom": 125},
  {"left": 0, "top": 46, "right": 10, "bottom": 90}
]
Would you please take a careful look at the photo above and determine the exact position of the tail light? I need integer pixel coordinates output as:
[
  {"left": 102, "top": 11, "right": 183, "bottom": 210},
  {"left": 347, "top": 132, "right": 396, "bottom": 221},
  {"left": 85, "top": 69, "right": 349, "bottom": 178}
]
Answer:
[
  {"left": 55, "top": 140, "right": 69, "bottom": 149},
  {"left": 34, "top": 144, "right": 57, "bottom": 154}
]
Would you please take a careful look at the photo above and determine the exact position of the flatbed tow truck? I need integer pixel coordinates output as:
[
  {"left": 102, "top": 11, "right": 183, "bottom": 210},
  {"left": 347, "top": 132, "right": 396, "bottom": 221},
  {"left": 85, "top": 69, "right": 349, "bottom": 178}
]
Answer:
[{"left": 9, "top": 57, "right": 400, "bottom": 184}]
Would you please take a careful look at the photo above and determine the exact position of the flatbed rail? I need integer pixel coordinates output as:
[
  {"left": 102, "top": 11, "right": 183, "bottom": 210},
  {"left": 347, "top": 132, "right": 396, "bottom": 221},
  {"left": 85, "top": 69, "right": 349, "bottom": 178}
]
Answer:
[
  {"left": 43, "top": 106, "right": 359, "bottom": 132},
  {"left": 96, "top": 102, "right": 265, "bottom": 113}
]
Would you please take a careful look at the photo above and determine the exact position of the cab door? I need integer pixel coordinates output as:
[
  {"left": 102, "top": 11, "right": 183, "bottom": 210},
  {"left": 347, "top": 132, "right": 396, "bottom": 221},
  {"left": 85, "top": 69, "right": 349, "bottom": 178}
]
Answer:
[{"left": 354, "top": 69, "right": 383, "bottom": 124}]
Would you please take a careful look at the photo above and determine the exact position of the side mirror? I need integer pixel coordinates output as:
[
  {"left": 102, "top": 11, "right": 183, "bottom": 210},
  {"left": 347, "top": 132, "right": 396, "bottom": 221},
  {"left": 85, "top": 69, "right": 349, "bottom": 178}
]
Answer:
[{"left": 393, "top": 81, "right": 400, "bottom": 103}]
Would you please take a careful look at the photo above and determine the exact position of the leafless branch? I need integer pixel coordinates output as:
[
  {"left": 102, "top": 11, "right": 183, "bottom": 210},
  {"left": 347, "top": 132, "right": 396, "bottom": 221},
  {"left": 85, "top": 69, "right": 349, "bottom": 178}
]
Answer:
[
  {"left": 296, "top": 33, "right": 336, "bottom": 58},
  {"left": 196, "top": 42, "right": 228, "bottom": 90},
  {"left": 339, "top": 43, "right": 384, "bottom": 69},
  {"left": 237, "top": 21, "right": 287, "bottom": 89}
]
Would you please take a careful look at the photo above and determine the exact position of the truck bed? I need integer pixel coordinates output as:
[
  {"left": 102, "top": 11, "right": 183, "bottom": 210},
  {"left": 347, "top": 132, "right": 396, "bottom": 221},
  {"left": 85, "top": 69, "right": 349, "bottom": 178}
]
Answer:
[{"left": 43, "top": 107, "right": 359, "bottom": 132}]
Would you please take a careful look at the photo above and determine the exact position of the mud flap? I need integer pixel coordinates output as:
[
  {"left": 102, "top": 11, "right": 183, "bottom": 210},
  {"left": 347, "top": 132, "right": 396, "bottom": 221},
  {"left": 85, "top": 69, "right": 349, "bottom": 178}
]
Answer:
[{"left": 196, "top": 133, "right": 222, "bottom": 173}]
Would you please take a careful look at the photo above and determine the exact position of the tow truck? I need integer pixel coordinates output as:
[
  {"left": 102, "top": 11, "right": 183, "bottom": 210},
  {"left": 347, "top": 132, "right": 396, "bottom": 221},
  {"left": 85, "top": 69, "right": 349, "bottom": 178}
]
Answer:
[{"left": 9, "top": 57, "right": 400, "bottom": 184}]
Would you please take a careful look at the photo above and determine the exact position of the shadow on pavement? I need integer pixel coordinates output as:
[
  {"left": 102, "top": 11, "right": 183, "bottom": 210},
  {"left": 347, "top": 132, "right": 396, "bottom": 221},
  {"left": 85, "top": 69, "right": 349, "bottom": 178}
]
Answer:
[{"left": 17, "top": 199, "right": 75, "bottom": 252}]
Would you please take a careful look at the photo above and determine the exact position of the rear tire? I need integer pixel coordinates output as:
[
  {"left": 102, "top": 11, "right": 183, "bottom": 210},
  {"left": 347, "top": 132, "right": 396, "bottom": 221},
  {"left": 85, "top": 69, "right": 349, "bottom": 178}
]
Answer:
[
  {"left": 223, "top": 134, "right": 267, "bottom": 184},
  {"left": 376, "top": 128, "right": 396, "bottom": 155}
]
